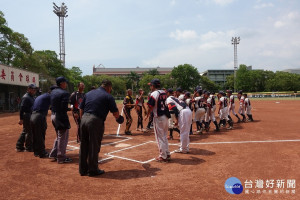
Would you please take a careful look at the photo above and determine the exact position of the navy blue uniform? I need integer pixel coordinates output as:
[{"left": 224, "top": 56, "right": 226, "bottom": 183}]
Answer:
[
  {"left": 16, "top": 93, "right": 35, "bottom": 151},
  {"left": 79, "top": 87, "right": 119, "bottom": 175},
  {"left": 49, "top": 87, "right": 71, "bottom": 163},
  {"left": 30, "top": 93, "right": 51, "bottom": 157}
]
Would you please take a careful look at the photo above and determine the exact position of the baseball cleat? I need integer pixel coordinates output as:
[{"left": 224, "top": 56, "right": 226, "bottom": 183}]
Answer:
[
  {"left": 155, "top": 157, "right": 169, "bottom": 163},
  {"left": 167, "top": 155, "right": 171, "bottom": 161},
  {"left": 174, "top": 149, "right": 189, "bottom": 154}
]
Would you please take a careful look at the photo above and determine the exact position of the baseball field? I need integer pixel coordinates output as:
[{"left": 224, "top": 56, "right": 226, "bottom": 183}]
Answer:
[{"left": 0, "top": 99, "right": 299, "bottom": 200}]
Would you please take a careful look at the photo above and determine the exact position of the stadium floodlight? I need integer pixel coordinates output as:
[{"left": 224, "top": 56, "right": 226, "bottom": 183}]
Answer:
[
  {"left": 231, "top": 37, "right": 240, "bottom": 92},
  {"left": 53, "top": 2, "right": 68, "bottom": 67}
]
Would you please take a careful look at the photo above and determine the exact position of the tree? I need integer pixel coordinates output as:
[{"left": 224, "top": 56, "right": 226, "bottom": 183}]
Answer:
[
  {"left": 171, "top": 64, "right": 201, "bottom": 91},
  {"left": 225, "top": 74, "right": 234, "bottom": 90},
  {"left": 200, "top": 76, "right": 220, "bottom": 92},
  {"left": 125, "top": 71, "right": 140, "bottom": 91},
  {"left": 145, "top": 68, "right": 160, "bottom": 76},
  {"left": 0, "top": 11, "right": 33, "bottom": 67},
  {"left": 67, "top": 66, "right": 83, "bottom": 86}
]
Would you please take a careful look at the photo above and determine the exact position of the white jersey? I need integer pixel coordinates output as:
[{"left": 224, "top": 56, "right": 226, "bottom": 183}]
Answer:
[
  {"left": 219, "top": 96, "right": 228, "bottom": 108},
  {"left": 194, "top": 96, "right": 205, "bottom": 109},
  {"left": 244, "top": 98, "right": 251, "bottom": 109},
  {"left": 148, "top": 90, "right": 167, "bottom": 117},
  {"left": 239, "top": 96, "right": 245, "bottom": 106},
  {"left": 185, "top": 98, "right": 192, "bottom": 109},
  {"left": 229, "top": 95, "right": 235, "bottom": 106},
  {"left": 166, "top": 96, "right": 186, "bottom": 112},
  {"left": 178, "top": 94, "right": 185, "bottom": 101}
]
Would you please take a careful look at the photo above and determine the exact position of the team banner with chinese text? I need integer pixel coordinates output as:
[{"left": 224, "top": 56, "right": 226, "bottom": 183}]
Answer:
[{"left": 0, "top": 64, "right": 39, "bottom": 87}]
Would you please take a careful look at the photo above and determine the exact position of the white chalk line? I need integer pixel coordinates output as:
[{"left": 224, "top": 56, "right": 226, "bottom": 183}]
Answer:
[
  {"left": 67, "top": 135, "right": 132, "bottom": 151},
  {"left": 71, "top": 138, "right": 300, "bottom": 163},
  {"left": 189, "top": 139, "right": 300, "bottom": 145},
  {"left": 106, "top": 141, "right": 154, "bottom": 155}
]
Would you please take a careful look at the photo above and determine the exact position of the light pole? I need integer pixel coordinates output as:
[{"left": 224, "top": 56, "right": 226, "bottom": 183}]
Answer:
[
  {"left": 231, "top": 37, "right": 240, "bottom": 92},
  {"left": 53, "top": 2, "right": 68, "bottom": 67}
]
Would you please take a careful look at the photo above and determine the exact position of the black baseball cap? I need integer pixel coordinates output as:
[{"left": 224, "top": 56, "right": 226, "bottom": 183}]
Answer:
[
  {"left": 227, "top": 90, "right": 233, "bottom": 94},
  {"left": 176, "top": 87, "right": 183, "bottom": 92},
  {"left": 50, "top": 85, "right": 58, "bottom": 91},
  {"left": 148, "top": 79, "right": 161, "bottom": 87},
  {"left": 28, "top": 84, "right": 37, "bottom": 89},
  {"left": 238, "top": 90, "right": 243, "bottom": 95},
  {"left": 204, "top": 91, "right": 210, "bottom": 95},
  {"left": 56, "top": 76, "right": 68, "bottom": 86},
  {"left": 185, "top": 92, "right": 191, "bottom": 97},
  {"left": 167, "top": 88, "right": 174, "bottom": 93},
  {"left": 197, "top": 89, "right": 203, "bottom": 95}
]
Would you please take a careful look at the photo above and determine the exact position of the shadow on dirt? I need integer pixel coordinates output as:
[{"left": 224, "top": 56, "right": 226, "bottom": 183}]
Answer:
[{"left": 91, "top": 163, "right": 161, "bottom": 179}]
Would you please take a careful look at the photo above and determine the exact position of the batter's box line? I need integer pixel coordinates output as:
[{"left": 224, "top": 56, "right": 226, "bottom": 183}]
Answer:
[
  {"left": 67, "top": 135, "right": 132, "bottom": 151},
  {"left": 102, "top": 141, "right": 181, "bottom": 164},
  {"left": 106, "top": 141, "right": 155, "bottom": 155}
]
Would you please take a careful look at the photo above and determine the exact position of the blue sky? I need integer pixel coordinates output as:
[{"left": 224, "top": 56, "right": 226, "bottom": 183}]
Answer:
[{"left": 1, "top": 0, "right": 300, "bottom": 75}]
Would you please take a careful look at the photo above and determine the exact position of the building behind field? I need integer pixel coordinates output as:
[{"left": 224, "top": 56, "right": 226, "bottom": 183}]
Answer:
[
  {"left": 93, "top": 65, "right": 173, "bottom": 76},
  {"left": 202, "top": 69, "right": 234, "bottom": 89},
  {"left": 0, "top": 64, "right": 39, "bottom": 112},
  {"left": 283, "top": 68, "right": 300, "bottom": 74}
]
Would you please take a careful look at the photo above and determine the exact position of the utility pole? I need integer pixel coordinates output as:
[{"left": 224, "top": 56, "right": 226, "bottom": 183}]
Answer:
[
  {"left": 231, "top": 37, "right": 240, "bottom": 92},
  {"left": 53, "top": 2, "right": 68, "bottom": 67}
]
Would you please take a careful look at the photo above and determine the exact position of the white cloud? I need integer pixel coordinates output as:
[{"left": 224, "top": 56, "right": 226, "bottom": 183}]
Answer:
[
  {"left": 170, "top": 0, "right": 176, "bottom": 6},
  {"left": 274, "top": 20, "right": 285, "bottom": 28},
  {"left": 254, "top": 3, "right": 274, "bottom": 9},
  {"left": 273, "top": 11, "right": 300, "bottom": 28},
  {"left": 287, "top": 12, "right": 299, "bottom": 20},
  {"left": 169, "top": 29, "right": 198, "bottom": 40},
  {"left": 212, "top": 0, "right": 234, "bottom": 6}
]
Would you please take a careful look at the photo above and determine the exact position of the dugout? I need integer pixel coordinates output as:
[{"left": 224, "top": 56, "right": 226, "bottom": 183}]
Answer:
[{"left": 0, "top": 64, "right": 39, "bottom": 112}]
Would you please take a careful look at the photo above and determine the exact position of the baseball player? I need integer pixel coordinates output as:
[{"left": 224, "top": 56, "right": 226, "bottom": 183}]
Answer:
[
  {"left": 204, "top": 91, "right": 219, "bottom": 131},
  {"left": 193, "top": 89, "right": 206, "bottom": 134},
  {"left": 185, "top": 92, "right": 193, "bottom": 135},
  {"left": 123, "top": 89, "right": 135, "bottom": 135},
  {"left": 135, "top": 89, "right": 147, "bottom": 132},
  {"left": 146, "top": 91, "right": 154, "bottom": 130},
  {"left": 176, "top": 88, "right": 185, "bottom": 101},
  {"left": 227, "top": 90, "right": 241, "bottom": 123},
  {"left": 16, "top": 84, "right": 37, "bottom": 152},
  {"left": 145, "top": 79, "right": 170, "bottom": 162},
  {"left": 237, "top": 90, "right": 246, "bottom": 122},
  {"left": 166, "top": 89, "right": 180, "bottom": 140},
  {"left": 70, "top": 82, "right": 85, "bottom": 143},
  {"left": 217, "top": 91, "right": 233, "bottom": 130},
  {"left": 166, "top": 92, "right": 192, "bottom": 153},
  {"left": 243, "top": 94, "right": 254, "bottom": 121}
]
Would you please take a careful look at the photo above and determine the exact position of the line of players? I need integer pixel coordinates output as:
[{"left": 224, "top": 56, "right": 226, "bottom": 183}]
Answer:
[
  {"left": 165, "top": 87, "right": 254, "bottom": 138},
  {"left": 123, "top": 86, "right": 254, "bottom": 139}
]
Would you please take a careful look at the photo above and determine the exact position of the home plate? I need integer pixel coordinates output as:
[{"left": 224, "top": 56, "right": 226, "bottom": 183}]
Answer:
[{"left": 115, "top": 143, "right": 131, "bottom": 148}]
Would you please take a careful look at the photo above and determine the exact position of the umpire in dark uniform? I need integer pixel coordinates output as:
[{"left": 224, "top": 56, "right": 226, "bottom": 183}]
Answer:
[
  {"left": 79, "top": 80, "right": 124, "bottom": 176},
  {"left": 30, "top": 87, "right": 54, "bottom": 158},
  {"left": 16, "top": 84, "right": 37, "bottom": 152},
  {"left": 49, "top": 77, "right": 72, "bottom": 164}
]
